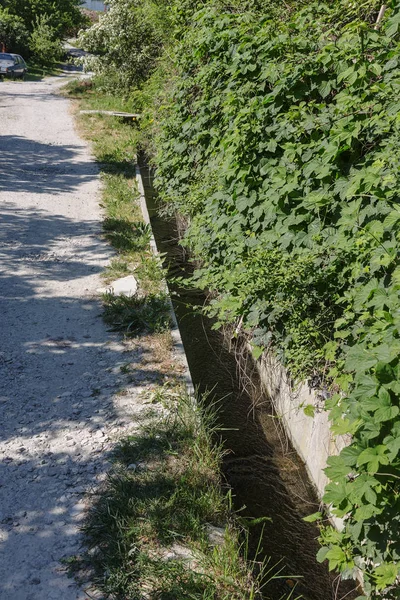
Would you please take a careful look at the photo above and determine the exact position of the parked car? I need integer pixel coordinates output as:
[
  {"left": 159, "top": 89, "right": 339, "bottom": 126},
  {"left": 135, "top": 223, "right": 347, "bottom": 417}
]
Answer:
[{"left": 0, "top": 53, "right": 28, "bottom": 80}]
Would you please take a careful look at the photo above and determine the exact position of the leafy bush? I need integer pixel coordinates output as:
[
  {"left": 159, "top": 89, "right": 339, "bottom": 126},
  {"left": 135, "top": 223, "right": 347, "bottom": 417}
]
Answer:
[
  {"left": 0, "top": 0, "right": 87, "bottom": 36},
  {"left": 152, "top": 0, "right": 400, "bottom": 596},
  {"left": 66, "top": 0, "right": 400, "bottom": 593},
  {"left": 78, "top": 0, "right": 172, "bottom": 94},
  {"left": 29, "top": 15, "right": 63, "bottom": 66},
  {"left": 0, "top": 7, "right": 30, "bottom": 55}
]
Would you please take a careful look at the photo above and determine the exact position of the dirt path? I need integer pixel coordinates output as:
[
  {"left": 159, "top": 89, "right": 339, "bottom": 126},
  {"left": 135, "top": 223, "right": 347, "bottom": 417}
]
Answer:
[{"left": 0, "top": 75, "right": 144, "bottom": 599}]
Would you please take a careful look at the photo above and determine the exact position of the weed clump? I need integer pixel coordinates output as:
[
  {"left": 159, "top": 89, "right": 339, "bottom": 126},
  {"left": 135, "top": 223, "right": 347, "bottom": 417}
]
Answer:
[
  {"left": 78, "top": 388, "right": 270, "bottom": 599},
  {"left": 102, "top": 293, "right": 171, "bottom": 336}
]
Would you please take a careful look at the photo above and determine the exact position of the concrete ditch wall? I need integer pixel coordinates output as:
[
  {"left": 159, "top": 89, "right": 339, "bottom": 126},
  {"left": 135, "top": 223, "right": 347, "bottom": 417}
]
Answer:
[
  {"left": 135, "top": 163, "right": 194, "bottom": 396},
  {"left": 136, "top": 159, "right": 344, "bottom": 507},
  {"left": 256, "top": 351, "right": 349, "bottom": 500}
]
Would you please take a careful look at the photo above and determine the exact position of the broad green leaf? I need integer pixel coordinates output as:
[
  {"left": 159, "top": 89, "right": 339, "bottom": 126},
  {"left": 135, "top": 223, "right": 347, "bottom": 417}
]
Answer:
[
  {"left": 352, "top": 376, "right": 377, "bottom": 398},
  {"left": 375, "top": 404, "right": 399, "bottom": 423},
  {"left": 303, "top": 404, "right": 315, "bottom": 418},
  {"left": 303, "top": 511, "right": 322, "bottom": 523},
  {"left": 384, "top": 434, "right": 400, "bottom": 460},
  {"left": 323, "top": 479, "right": 349, "bottom": 506},
  {"left": 375, "top": 362, "right": 395, "bottom": 384},
  {"left": 374, "top": 562, "right": 399, "bottom": 590},
  {"left": 383, "top": 210, "right": 400, "bottom": 230},
  {"left": 357, "top": 446, "right": 389, "bottom": 474},
  {"left": 339, "top": 446, "right": 360, "bottom": 467},
  {"left": 325, "top": 545, "right": 348, "bottom": 571},
  {"left": 348, "top": 473, "right": 379, "bottom": 505},
  {"left": 318, "top": 80, "right": 332, "bottom": 98},
  {"left": 361, "top": 394, "right": 384, "bottom": 412},
  {"left": 345, "top": 346, "right": 377, "bottom": 373},
  {"left": 316, "top": 546, "right": 329, "bottom": 563},
  {"left": 251, "top": 345, "right": 263, "bottom": 360},
  {"left": 354, "top": 503, "right": 378, "bottom": 522},
  {"left": 386, "top": 12, "right": 400, "bottom": 37},
  {"left": 325, "top": 455, "right": 351, "bottom": 479},
  {"left": 331, "top": 417, "right": 361, "bottom": 436}
]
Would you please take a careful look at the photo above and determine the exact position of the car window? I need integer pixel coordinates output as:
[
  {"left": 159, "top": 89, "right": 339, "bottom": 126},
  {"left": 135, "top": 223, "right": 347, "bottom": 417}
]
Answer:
[{"left": 0, "top": 53, "right": 13, "bottom": 61}]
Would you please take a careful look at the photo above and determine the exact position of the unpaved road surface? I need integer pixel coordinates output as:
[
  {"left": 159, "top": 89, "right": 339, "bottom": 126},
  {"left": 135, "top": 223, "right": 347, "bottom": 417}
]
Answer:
[{"left": 0, "top": 76, "right": 145, "bottom": 599}]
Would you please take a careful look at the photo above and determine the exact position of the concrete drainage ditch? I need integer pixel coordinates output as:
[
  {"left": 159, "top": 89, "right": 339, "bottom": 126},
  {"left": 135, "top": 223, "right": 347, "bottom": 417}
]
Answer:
[{"left": 136, "top": 160, "right": 360, "bottom": 600}]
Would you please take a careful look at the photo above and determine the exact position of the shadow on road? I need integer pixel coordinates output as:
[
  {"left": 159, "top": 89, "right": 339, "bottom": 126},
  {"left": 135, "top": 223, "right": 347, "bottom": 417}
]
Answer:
[
  {"left": 0, "top": 205, "right": 165, "bottom": 597},
  {"left": 0, "top": 136, "right": 98, "bottom": 195}
]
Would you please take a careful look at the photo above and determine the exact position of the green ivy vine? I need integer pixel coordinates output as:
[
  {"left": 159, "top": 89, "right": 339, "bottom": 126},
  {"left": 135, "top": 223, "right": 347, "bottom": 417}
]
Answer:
[{"left": 151, "top": 0, "right": 400, "bottom": 596}]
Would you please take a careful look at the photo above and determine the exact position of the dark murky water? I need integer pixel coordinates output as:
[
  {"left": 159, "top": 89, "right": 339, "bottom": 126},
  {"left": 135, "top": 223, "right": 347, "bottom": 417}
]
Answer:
[{"left": 139, "top": 162, "right": 359, "bottom": 600}]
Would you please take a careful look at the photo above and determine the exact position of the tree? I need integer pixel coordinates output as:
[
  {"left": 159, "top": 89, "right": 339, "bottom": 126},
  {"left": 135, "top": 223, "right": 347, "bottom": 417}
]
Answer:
[
  {"left": 79, "top": 0, "right": 172, "bottom": 92},
  {"left": 0, "top": 8, "right": 30, "bottom": 54},
  {"left": 0, "top": 0, "right": 87, "bottom": 36},
  {"left": 29, "top": 15, "right": 63, "bottom": 64}
]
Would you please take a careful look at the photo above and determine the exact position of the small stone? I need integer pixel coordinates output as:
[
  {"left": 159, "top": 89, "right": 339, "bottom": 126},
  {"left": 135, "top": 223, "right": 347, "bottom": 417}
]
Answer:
[
  {"left": 106, "top": 275, "right": 138, "bottom": 298},
  {"left": 206, "top": 525, "right": 225, "bottom": 546}
]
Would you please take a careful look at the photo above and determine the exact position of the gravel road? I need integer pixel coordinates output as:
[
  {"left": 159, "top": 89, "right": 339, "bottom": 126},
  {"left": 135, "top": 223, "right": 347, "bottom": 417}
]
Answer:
[{"left": 0, "top": 75, "right": 146, "bottom": 599}]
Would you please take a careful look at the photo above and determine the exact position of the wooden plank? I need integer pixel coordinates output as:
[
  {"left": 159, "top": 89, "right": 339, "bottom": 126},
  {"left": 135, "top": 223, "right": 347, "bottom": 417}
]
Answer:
[{"left": 79, "top": 109, "right": 141, "bottom": 118}]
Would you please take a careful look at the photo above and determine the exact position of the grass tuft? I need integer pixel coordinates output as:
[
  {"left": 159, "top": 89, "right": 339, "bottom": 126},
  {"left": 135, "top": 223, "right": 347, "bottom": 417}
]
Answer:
[
  {"left": 103, "top": 218, "right": 151, "bottom": 252},
  {"left": 63, "top": 78, "right": 164, "bottom": 296},
  {"left": 77, "top": 387, "right": 269, "bottom": 599},
  {"left": 103, "top": 293, "right": 171, "bottom": 336}
]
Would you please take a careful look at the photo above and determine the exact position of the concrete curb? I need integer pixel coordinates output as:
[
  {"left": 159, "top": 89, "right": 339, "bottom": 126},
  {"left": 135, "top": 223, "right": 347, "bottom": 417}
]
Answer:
[{"left": 135, "top": 163, "right": 194, "bottom": 396}]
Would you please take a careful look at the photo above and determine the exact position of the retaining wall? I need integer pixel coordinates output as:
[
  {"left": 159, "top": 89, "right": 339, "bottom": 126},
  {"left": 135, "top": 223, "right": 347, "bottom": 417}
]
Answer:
[{"left": 256, "top": 351, "right": 349, "bottom": 500}]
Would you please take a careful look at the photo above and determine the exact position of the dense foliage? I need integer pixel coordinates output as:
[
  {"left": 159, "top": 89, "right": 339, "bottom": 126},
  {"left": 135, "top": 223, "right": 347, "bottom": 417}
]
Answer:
[
  {"left": 78, "top": 0, "right": 172, "bottom": 93},
  {"left": 153, "top": 1, "right": 400, "bottom": 597},
  {"left": 29, "top": 15, "right": 64, "bottom": 65},
  {"left": 0, "top": 0, "right": 87, "bottom": 64},
  {"left": 80, "top": 0, "right": 400, "bottom": 596},
  {"left": 0, "top": 0, "right": 86, "bottom": 35},
  {"left": 0, "top": 7, "right": 30, "bottom": 55}
]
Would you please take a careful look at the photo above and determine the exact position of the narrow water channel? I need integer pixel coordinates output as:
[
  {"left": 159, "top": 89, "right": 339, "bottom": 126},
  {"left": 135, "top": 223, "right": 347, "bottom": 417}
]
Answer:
[{"left": 139, "top": 161, "right": 359, "bottom": 600}]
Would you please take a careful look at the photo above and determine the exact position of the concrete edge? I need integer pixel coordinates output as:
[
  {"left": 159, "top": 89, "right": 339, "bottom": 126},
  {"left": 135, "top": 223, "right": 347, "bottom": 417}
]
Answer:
[{"left": 135, "top": 163, "right": 194, "bottom": 397}]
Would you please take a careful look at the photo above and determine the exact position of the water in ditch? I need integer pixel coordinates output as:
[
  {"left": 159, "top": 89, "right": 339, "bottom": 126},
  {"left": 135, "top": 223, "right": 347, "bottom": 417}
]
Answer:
[{"left": 139, "top": 162, "right": 359, "bottom": 600}]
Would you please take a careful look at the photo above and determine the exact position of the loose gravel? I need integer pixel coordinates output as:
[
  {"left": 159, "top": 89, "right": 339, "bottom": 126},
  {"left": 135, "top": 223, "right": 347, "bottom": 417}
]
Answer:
[{"left": 0, "top": 75, "right": 151, "bottom": 599}]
